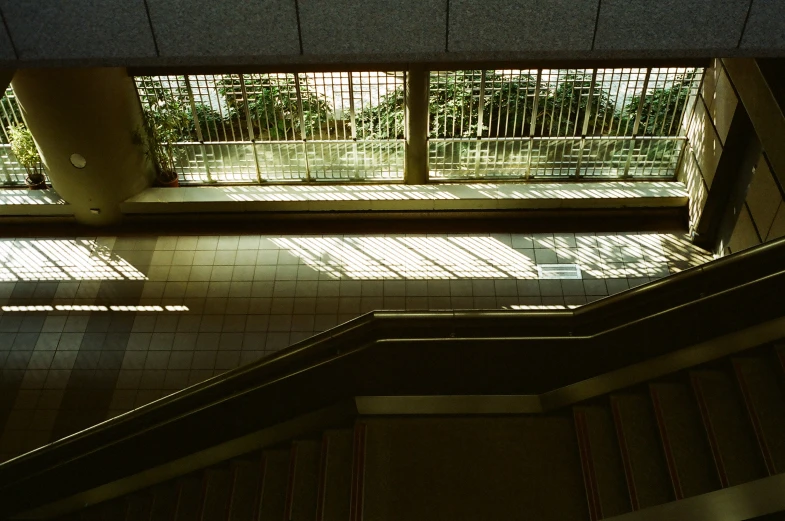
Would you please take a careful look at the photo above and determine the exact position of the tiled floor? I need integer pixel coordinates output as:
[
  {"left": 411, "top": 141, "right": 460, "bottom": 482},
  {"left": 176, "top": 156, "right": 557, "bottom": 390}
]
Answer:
[{"left": 0, "top": 232, "right": 712, "bottom": 461}]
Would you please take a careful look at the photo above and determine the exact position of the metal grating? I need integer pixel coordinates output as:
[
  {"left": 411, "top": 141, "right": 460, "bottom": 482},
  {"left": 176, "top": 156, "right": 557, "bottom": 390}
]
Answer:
[
  {"left": 135, "top": 72, "right": 405, "bottom": 184},
  {"left": 135, "top": 67, "right": 702, "bottom": 185},
  {"left": 429, "top": 67, "right": 701, "bottom": 181}
]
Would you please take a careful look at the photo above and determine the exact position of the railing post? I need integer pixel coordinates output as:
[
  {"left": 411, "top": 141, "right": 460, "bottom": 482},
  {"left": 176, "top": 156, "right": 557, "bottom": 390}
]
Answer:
[
  {"left": 575, "top": 69, "right": 598, "bottom": 178},
  {"left": 405, "top": 67, "right": 429, "bottom": 185},
  {"left": 294, "top": 73, "right": 312, "bottom": 181},
  {"left": 624, "top": 68, "right": 652, "bottom": 178},
  {"left": 526, "top": 70, "right": 542, "bottom": 180},
  {"left": 184, "top": 75, "right": 214, "bottom": 184},
  {"left": 348, "top": 72, "right": 360, "bottom": 178}
]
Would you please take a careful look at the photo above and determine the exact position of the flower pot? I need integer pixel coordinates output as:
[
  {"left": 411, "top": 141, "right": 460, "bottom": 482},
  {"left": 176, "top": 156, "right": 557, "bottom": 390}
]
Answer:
[
  {"left": 156, "top": 170, "right": 179, "bottom": 188},
  {"left": 25, "top": 177, "right": 47, "bottom": 190}
]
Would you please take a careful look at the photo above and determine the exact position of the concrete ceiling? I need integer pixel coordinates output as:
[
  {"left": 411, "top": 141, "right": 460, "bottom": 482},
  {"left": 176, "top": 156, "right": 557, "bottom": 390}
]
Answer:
[{"left": 0, "top": 0, "right": 782, "bottom": 68}]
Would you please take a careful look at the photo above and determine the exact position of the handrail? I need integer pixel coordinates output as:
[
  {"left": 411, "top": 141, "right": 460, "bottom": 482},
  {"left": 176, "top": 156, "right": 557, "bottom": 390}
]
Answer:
[{"left": 2, "top": 236, "right": 785, "bottom": 517}]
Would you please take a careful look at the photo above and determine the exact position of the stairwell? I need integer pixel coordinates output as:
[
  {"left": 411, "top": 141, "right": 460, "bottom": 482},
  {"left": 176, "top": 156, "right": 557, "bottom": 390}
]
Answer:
[{"left": 60, "top": 345, "right": 785, "bottom": 521}]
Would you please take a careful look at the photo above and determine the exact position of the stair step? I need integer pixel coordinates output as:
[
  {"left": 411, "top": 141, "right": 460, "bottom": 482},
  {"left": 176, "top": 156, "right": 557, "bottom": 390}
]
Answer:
[
  {"left": 775, "top": 345, "right": 785, "bottom": 386},
  {"left": 258, "top": 450, "right": 291, "bottom": 521},
  {"left": 201, "top": 468, "right": 233, "bottom": 520},
  {"left": 287, "top": 440, "right": 321, "bottom": 521},
  {"left": 125, "top": 493, "right": 153, "bottom": 520},
  {"left": 691, "top": 369, "right": 768, "bottom": 486},
  {"left": 574, "top": 404, "right": 631, "bottom": 518},
  {"left": 75, "top": 498, "right": 128, "bottom": 521},
  {"left": 228, "top": 456, "right": 264, "bottom": 521},
  {"left": 649, "top": 382, "right": 719, "bottom": 498},
  {"left": 320, "top": 430, "right": 354, "bottom": 521},
  {"left": 149, "top": 484, "right": 179, "bottom": 521},
  {"left": 174, "top": 477, "right": 204, "bottom": 521},
  {"left": 610, "top": 394, "right": 673, "bottom": 509},
  {"left": 361, "top": 417, "right": 587, "bottom": 521},
  {"left": 734, "top": 356, "right": 785, "bottom": 474}
]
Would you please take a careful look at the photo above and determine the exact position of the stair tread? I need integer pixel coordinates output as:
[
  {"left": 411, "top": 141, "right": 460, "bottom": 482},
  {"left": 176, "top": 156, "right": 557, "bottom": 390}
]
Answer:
[
  {"left": 258, "top": 449, "right": 291, "bottom": 521},
  {"left": 322, "top": 430, "right": 354, "bottom": 521},
  {"left": 149, "top": 483, "right": 179, "bottom": 521},
  {"left": 734, "top": 356, "right": 785, "bottom": 474},
  {"left": 173, "top": 476, "right": 204, "bottom": 521},
  {"left": 611, "top": 393, "right": 673, "bottom": 509},
  {"left": 575, "top": 404, "right": 631, "bottom": 518},
  {"left": 691, "top": 369, "right": 768, "bottom": 486},
  {"left": 125, "top": 493, "right": 153, "bottom": 521},
  {"left": 361, "top": 417, "right": 587, "bottom": 521},
  {"left": 649, "top": 382, "right": 720, "bottom": 498},
  {"left": 228, "top": 457, "right": 264, "bottom": 521},
  {"left": 289, "top": 440, "right": 321, "bottom": 521},
  {"left": 202, "top": 468, "right": 233, "bottom": 520}
]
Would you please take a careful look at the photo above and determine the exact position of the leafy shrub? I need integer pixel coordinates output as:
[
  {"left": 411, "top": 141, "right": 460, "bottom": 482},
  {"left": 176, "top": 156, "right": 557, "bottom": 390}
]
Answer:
[
  {"left": 217, "top": 75, "right": 331, "bottom": 140},
  {"left": 354, "top": 85, "right": 406, "bottom": 140},
  {"left": 353, "top": 70, "right": 694, "bottom": 141},
  {"left": 623, "top": 73, "right": 696, "bottom": 136},
  {"left": 7, "top": 123, "right": 45, "bottom": 182}
]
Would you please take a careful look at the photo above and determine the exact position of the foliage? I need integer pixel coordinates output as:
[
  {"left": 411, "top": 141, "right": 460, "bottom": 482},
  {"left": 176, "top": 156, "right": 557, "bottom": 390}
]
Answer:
[
  {"left": 187, "top": 103, "right": 225, "bottom": 141},
  {"left": 217, "top": 75, "right": 331, "bottom": 139},
  {"left": 353, "top": 85, "right": 406, "bottom": 140},
  {"left": 542, "top": 73, "right": 618, "bottom": 136},
  {"left": 7, "top": 123, "right": 45, "bottom": 183},
  {"left": 481, "top": 72, "right": 540, "bottom": 137},
  {"left": 623, "top": 73, "right": 696, "bottom": 136},
  {"left": 135, "top": 77, "right": 194, "bottom": 178},
  {"left": 428, "top": 70, "right": 482, "bottom": 138},
  {"left": 135, "top": 71, "right": 696, "bottom": 179},
  {"left": 0, "top": 88, "right": 22, "bottom": 145},
  {"left": 352, "top": 70, "right": 696, "bottom": 142}
]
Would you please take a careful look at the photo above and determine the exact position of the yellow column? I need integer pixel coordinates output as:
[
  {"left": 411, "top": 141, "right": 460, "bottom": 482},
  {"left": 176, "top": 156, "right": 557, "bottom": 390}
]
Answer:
[{"left": 11, "top": 68, "right": 154, "bottom": 225}]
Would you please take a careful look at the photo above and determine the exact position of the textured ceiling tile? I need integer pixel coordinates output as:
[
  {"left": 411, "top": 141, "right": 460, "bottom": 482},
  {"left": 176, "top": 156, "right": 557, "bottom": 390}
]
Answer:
[
  {"left": 0, "top": 0, "right": 157, "bottom": 60},
  {"left": 147, "top": 0, "right": 300, "bottom": 57},
  {"left": 449, "top": 0, "right": 598, "bottom": 52},
  {"left": 299, "top": 0, "right": 447, "bottom": 55},
  {"left": 740, "top": 0, "right": 785, "bottom": 51},
  {"left": 594, "top": 0, "right": 751, "bottom": 51}
]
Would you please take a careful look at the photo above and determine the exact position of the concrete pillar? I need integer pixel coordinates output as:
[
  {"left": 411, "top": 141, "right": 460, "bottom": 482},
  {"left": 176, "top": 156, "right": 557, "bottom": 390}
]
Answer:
[
  {"left": 0, "top": 69, "right": 13, "bottom": 94},
  {"left": 11, "top": 68, "right": 154, "bottom": 225},
  {"left": 723, "top": 59, "right": 785, "bottom": 193},
  {"left": 405, "top": 68, "right": 429, "bottom": 185}
]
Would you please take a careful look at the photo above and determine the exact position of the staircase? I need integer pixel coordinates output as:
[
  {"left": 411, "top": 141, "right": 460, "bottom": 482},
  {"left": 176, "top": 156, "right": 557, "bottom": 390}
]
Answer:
[
  {"left": 57, "top": 344, "right": 785, "bottom": 521},
  {"left": 4, "top": 237, "right": 785, "bottom": 520}
]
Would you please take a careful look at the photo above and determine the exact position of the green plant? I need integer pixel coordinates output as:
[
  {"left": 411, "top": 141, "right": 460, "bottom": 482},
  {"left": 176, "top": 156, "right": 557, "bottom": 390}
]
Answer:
[
  {"left": 217, "top": 75, "right": 332, "bottom": 140},
  {"left": 353, "top": 85, "right": 406, "bottom": 140},
  {"left": 136, "top": 77, "right": 192, "bottom": 180},
  {"left": 481, "top": 71, "right": 540, "bottom": 137},
  {"left": 0, "top": 88, "right": 22, "bottom": 145},
  {"left": 542, "top": 73, "right": 618, "bottom": 136},
  {"left": 353, "top": 71, "right": 616, "bottom": 140},
  {"left": 7, "top": 123, "right": 45, "bottom": 184},
  {"left": 623, "top": 73, "right": 696, "bottom": 137}
]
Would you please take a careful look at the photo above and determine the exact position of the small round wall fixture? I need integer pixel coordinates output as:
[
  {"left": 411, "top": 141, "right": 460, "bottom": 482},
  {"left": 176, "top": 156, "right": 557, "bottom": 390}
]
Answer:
[{"left": 70, "top": 153, "right": 86, "bottom": 169}]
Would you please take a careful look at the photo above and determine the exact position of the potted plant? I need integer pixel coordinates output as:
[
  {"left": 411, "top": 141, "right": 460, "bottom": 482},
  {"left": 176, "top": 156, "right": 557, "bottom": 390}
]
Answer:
[
  {"left": 136, "top": 79, "right": 192, "bottom": 188},
  {"left": 138, "top": 113, "right": 184, "bottom": 188},
  {"left": 7, "top": 123, "right": 46, "bottom": 189}
]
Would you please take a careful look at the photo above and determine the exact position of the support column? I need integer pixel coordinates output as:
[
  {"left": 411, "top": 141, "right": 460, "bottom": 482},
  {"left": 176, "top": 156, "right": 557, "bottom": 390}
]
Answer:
[
  {"left": 723, "top": 59, "right": 785, "bottom": 194},
  {"left": 11, "top": 68, "right": 154, "bottom": 225},
  {"left": 0, "top": 69, "right": 13, "bottom": 94},
  {"left": 405, "top": 68, "right": 429, "bottom": 185}
]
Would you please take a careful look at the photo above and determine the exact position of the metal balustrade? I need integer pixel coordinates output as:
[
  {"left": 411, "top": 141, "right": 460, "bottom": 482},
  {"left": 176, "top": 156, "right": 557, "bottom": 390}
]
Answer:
[
  {"left": 135, "top": 72, "right": 405, "bottom": 184},
  {"left": 135, "top": 67, "right": 702, "bottom": 185},
  {"left": 429, "top": 67, "right": 699, "bottom": 180}
]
